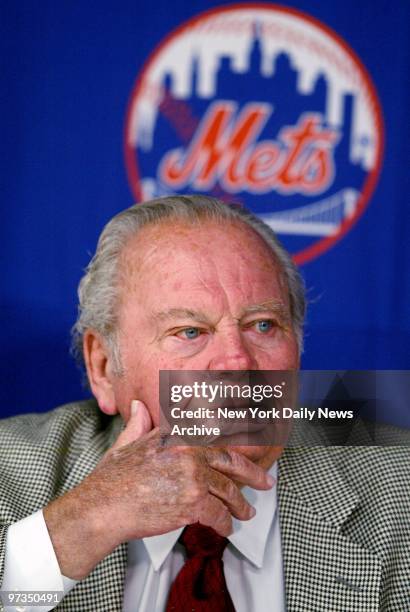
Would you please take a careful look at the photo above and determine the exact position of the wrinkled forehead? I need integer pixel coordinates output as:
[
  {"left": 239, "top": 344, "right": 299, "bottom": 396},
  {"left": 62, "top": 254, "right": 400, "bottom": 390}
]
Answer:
[{"left": 118, "top": 217, "right": 289, "bottom": 300}]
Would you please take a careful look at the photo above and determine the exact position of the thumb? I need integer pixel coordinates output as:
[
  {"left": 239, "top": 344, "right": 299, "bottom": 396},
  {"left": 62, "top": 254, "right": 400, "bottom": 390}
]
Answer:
[{"left": 113, "top": 399, "right": 153, "bottom": 449}]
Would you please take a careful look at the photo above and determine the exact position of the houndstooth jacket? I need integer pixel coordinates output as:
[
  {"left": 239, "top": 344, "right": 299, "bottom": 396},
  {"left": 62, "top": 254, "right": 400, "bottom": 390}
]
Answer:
[{"left": 0, "top": 400, "right": 409, "bottom": 611}]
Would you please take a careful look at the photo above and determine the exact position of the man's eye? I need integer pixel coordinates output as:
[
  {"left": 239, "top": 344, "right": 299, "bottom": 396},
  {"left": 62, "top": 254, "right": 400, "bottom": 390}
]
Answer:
[
  {"left": 177, "top": 327, "right": 202, "bottom": 340},
  {"left": 254, "top": 320, "right": 275, "bottom": 333}
]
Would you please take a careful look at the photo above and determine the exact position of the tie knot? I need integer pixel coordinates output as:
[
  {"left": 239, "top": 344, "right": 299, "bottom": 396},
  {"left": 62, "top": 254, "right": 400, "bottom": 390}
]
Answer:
[{"left": 180, "top": 523, "right": 229, "bottom": 558}]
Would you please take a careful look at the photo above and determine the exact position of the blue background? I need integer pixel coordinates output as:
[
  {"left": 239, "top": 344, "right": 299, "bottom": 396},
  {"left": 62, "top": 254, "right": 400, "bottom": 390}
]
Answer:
[{"left": 1, "top": 1, "right": 409, "bottom": 424}]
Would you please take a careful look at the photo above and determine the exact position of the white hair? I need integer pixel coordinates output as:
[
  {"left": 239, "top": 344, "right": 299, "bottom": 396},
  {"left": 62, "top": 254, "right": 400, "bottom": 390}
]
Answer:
[{"left": 71, "top": 195, "right": 306, "bottom": 374}]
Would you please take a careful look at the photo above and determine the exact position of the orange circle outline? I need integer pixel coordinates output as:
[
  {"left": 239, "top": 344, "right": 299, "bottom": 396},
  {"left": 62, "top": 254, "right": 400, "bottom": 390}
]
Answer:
[{"left": 123, "top": 3, "right": 384, "bottom": 265}]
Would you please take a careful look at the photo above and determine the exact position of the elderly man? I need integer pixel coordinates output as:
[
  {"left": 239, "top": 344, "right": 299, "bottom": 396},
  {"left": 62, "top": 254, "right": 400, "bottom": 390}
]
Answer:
[{"left": 0, "top": 195, "right": 408, "bottom": 612}]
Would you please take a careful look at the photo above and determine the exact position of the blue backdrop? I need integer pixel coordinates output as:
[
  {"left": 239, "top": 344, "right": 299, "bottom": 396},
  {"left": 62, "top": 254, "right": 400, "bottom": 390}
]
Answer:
[{"left": 1, "top": 1, "right": 409, "bottom": 424}]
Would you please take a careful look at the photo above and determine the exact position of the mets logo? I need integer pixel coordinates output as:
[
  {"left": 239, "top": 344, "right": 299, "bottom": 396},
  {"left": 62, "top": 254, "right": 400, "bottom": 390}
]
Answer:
[{"left": 124, "top": 4, "right": 383, "bottom": 264}]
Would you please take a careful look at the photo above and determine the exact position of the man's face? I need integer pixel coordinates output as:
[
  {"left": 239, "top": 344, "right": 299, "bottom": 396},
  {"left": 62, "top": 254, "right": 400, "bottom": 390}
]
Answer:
[{"left": 109, "top": 218, "right": 299, "bottom": 466}]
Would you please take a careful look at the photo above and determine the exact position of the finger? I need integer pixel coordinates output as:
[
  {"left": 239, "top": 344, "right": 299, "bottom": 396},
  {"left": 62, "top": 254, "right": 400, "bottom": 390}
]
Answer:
[
  {"left": 204, "top": 447, "right": 274, "bottom": 490},
  {"left": 207, "top": 468, "right": 256, "bottom": 521},
  {"left": 112, "top": 400, "right": 153, "bottom": 449},
  {"left": 198, "top": 496, "right": 233, "bottom": 537},
  {"left": 130, "top": 400, "right": 154, "bottom": 439}
]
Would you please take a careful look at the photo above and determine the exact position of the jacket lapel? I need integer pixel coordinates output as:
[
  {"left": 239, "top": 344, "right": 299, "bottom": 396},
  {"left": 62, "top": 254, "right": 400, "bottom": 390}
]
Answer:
[{"left": 278, "top": 447, "right": 382, "bottom": 611}]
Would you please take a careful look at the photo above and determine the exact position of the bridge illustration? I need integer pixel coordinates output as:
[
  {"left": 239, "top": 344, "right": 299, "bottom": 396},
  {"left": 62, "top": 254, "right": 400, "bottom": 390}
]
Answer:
[{"left": 260, "top": 188, "right": 359, "bottom": 236}]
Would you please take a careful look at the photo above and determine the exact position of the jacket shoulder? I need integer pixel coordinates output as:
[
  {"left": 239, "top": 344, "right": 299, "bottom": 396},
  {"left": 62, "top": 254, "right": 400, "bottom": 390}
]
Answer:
[
  {"left": 0, "top": 399, "right": 105, "bottom": 443},
  {"left": 0, "top": 400, "right": 115, "bottom": 520}
]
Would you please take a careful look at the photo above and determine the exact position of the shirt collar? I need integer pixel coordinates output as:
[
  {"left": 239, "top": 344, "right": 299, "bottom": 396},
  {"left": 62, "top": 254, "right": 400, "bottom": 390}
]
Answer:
[
  {"left": 142, "top": 462, "right": 278, "bottom": 571},
  {"left": 228, "top": 461, "right": 278, "bottom": 568}
]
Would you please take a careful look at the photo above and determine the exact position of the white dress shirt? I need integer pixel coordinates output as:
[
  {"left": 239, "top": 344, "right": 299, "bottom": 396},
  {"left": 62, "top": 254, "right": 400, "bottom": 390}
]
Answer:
[{"left": 2, "top": 464, "right": 285, "bottom": 612}]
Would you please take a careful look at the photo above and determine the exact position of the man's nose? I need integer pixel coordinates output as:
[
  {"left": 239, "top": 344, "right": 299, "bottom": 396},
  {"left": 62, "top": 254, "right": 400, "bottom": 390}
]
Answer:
[{"left": 208, "top": 328, "right": 256, "bottom": 370}]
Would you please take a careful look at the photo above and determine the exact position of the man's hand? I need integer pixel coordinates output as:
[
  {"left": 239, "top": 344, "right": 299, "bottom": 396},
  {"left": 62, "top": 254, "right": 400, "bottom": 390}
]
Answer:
[{"left": 44, "top": 401, "right": 273, "bottom": 580}]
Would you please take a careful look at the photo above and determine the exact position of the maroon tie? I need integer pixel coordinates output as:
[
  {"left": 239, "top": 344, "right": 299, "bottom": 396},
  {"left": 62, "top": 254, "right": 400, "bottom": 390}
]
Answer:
[{"left": 166, "top": 523, "right": 236, "bottom": 612}]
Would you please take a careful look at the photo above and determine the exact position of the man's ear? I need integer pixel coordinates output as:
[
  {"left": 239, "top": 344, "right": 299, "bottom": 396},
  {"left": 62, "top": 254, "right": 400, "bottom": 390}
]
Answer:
[{"left": 83, "top": 330, "right": 118, "bottom": 415}]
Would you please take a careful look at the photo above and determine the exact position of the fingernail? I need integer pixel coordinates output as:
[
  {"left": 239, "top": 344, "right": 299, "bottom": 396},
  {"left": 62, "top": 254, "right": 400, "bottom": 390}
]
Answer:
[
  {"left": 249, "top": 506, "right": 256, "bottom": 518},
  {"left": 131, "top": 400, "right": 140, "bottom": 416},
  {"left": 266, "top": 474, "right": 276, "bottom": 487}
]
